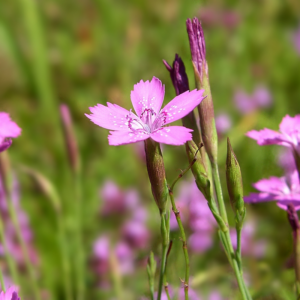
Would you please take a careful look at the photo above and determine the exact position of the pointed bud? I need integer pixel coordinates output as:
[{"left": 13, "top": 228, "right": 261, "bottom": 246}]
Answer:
[
  {"left": 186, "top": 18, "right": 218, "bottom": 164},
  {"left": 144, "top": 139, "right": 169, "bottom": 212},
  {"left": 21, "top": 166, "right": 61, "bottom": 212},
  {"left": 147, "top": 251, "right": 157, "bottom": 277},
  {"left": 226, "top": 138, "right": 244, "bottom": 216},
  {"left": 185, "top": 140, "right": 212, "bottom": 200},
  {"left": 163, "top": 55, "right": 201, "bottom": 146},
  {"left": 60, "top": 104, "right": 80, "bottom": 174}
]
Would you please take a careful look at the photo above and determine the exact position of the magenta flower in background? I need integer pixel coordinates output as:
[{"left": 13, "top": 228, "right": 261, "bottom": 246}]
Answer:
[
  {"left": 86, "top": 77, "right": 205, "bottom": 145},
  {"left": 292, "top": 25, "right": 300, "bottom": 54},
  {"left": 234, "top": 86, "right": 272, "bottom": 114},
  {"left": 0, "top": 286, "right": 20, "bottom": 300},
  {"left": 0, "top": 113, "right": 21, "bottom": 152},
  {"left": 244, "top": 170, "right": 300, "bottom": 210},
  {"left": 278, "top": 148, "right": 296, "bottom": 173},
  {"left": 122, "top": 220, "right": 150, "bottom": 249},
  {"left": 247, "top": 115, "right": 300, "bottom": 154},
  {"left": 215, "top": 113, "right": 232, "bottom": 135},
  {"left": 230, "top": 221, "right": 266, "bottom": 258}
]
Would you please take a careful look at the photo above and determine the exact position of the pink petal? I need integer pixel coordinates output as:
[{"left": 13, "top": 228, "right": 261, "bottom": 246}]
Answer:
[
  {"left": 277, "top": 202, "right": 300, "bottom": 211},
  {"left": 246, "top": 129, "right": 290, "bottom": 146},
  {"left": 279, "top": 114, "right": 300, "bottom": 136},
  {"left": 244, "top": 192, "right": 280, "bottom": 203},
  {"left": 86, "top": 103, "right": 131, "bottom": 131},
  {"left": 130, "top": 77, "right": 165, "bottom": 117},
  {"left": 150, "top": 126, "right": 192, "bottom": 145},
  {"left": 0, "top": 113, "right": 21, "bottom": 138},
  {"left": 253, "top": 176, "right": 289, "bottom": 194},
  {"left": 108, "top": 130, "right": 149, "bottom": 146},
  {"left": 161, "top": 89, "right": 205, "bottom": 125}
]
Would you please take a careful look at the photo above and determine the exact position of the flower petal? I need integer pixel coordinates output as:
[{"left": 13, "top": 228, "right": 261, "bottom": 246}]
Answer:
[
  {"left": 86, "top": 103, "right": 131, "bottom": 131},
  {"left": 279, "top": 114, "right": 300, "bottom": 136},
  {"left": 246, "top": 129, "right": 291, "bottom": 147},
  {"left": 150, "top": 126, "right": 192, "bottom": 145},
  {"left": 252, "top": 176, "right": 290, "bottom": 195},
  {"left": 130, "top": 77, "right": 165, "bottom": 117},
  {"left": 161, "top": 89, "right": 205, "bottom": 125},
  {"left": 108, "top": 130, "right": 149, "bottom": 146},
  {"left": 0, "top": 113, "right": 21, "bottom": 138}
]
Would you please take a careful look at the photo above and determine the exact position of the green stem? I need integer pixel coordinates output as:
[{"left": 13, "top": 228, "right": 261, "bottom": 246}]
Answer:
[
  {"left": 169, "top": 191, "right": 190, "bottom": 300},
  {"left": 163, "top": 241, "right": 172, "bottom": 300},
  {"left": 211, "top": 162, "right": 251, "bottom": 300},
  {"left": 57, "top": 213, "right": 73, "bottom": 300},
  {"left": 211, "top": 163, "right": 228, "bottom": 224},
  {"left": 157, "top": 212, "right": 169, "bottom": 300},
  {"left": 7, "top": 195, "right": 41, "bottom": 300},
  {"left": 74, "top": 172, "right": 85, "bottom": 300},
  {"left": 236, "top": 227, "right": 242, "bottom": 271},
  {"left": 0, "top": 218, "right": 6, "bottom": 292}
]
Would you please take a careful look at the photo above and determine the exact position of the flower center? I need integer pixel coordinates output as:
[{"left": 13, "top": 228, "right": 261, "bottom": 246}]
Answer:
[{"left": 126, "top": 109, "right": 168, "bottom": 134}]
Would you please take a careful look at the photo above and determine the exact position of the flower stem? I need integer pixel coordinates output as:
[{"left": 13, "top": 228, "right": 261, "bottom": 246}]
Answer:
[
  {"left": 211, "top": 162, "right": 251, "bottom": 300},
  {"left": 7, "top": 195, "right": 41, "bottom": 300},
  {"left": 157, "top": 212, "right": 169, "bottom": 300},
  {"left": 73, "top": 172, "right": 85, "bottom": 300},
  {"left": 169, "top": 190, "right": 190, "bottom": 300}
]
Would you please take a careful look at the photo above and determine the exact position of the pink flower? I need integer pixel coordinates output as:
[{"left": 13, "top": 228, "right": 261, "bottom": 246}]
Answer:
[
  {"left": 122, "top": 220, "right": 150, "bottom": 249},
  {"left": 215, "top": 113, "right": 232, "bottom": 135},
  {"left": 0, "top": 286, "right": 20, "bottom": 300},
  {"left": 293, "top": 25, "right": 300, "bottom": 54},
  {"left": 244, "top": 170, "right": 300, "bottom": 210},
  {"left": 0, "top": 113, "right": 21, "bottom": 152},
  {"left": 86, "top": 77, "right": 205, "bottom": 145},
  {"left": 234, "top": 86, "right": 272, "bottom": 114},
  {"left": 247, "top": 114, "right": 300, "bottom": 149}
]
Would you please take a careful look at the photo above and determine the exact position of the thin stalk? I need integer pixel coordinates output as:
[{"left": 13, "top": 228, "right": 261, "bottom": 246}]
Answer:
[
  {"left": 7, "top": 197, "right": 41, "bottom": 300},
  {"left": 157, "top": 212, "right": 169, "bottom": 300},
  {"left": 109, "top": 251, "right": 123, "bottom": 300},
  {"left": 169, "top": 191, "right": 190, "bottom": 300},
  {"left": 163, "top": 241, "right": 173, "bottom": 300},
  {"left": 211, "top": 163, "right": 228, "bottom": 224},
  {"left": 211, "top": 162, "right": 251, "bottom": 300},
  {"left": 236, "top": 227, "right": 242, "bottom": 271},
  {"left": 57, "top": 213, "right": 73, "bottom": 300},
  {"left": 73, "top": 172, "right": 85, "bottom": 300}
]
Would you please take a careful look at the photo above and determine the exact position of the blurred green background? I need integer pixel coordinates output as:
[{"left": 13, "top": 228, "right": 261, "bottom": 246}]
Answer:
[{"left": 1, "top": 0, "right": 300, "bottom": 299}]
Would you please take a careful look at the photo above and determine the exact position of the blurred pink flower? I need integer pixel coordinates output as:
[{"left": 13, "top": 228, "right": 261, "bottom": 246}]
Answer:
[
  {"left": 293, "top": 25, "right": 300, "bottom": 54},
  {"left": 244, "top": 170, "right": 300, "bottom": 210},
  {"left": 208, "top": 291, "right": 223, "bottom": 300},
  {"left": 86, "top": 77, "right": 205, "bottom": 145},
  {"left": 0, "top": 175, "right": 38, "bottom": 266},
  {"left": 0, "top": 113, "right": 21, "bottom": 152},
  {"left": 0, "top": 286, "right": 20, "bottom": 300},
  {"left": 278, "top": 148, "right": 296, "bottom": 173},
  {"left": 122, "top": 220, "right": 150, "bottom": 249},
  {"left": 92, "top": 236, "right": 110, "bottom": 274},
  {"left": 234, "top": 86, "right": 272, "bottom": 114},
  {"left": 230, "top": 221, "right": 266, "bottom": 258},
  {"left": 178, "top": 287, "right": 201, "bottom": 300},
  {"left": 215, "top": 113, "right": 232, "bottom": 135},
  {"left": 189, "top": 232, "right": 213, "bottom": 253},
  {"left": 99, "top": 180, "right": 139, "bottom": 215},
  {"left": 115, "top": 241, "right": 134, "bottom": 274}
]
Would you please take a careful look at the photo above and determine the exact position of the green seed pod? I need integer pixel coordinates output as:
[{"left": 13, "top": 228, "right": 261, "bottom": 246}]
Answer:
[
  {"left": 226, "top": 138, "right": 245, "bottom": 216},
  {"left": 144, "top": 139, "right": 169, "bottom": 213},
  {"left": 185, "top": 140, "right": 212, "bottom": 201}
]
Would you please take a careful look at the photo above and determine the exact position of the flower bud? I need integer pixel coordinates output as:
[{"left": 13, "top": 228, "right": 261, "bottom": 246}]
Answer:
[
  {"left": 186, "top": 18, "right": 218, "bottom": 164},
  {"left": 144, "top": 139, "right": 169, "bottom": 212},
  {"left": 163, "top": 54, "right": 201, "bottom": 146},
  {"left": 60, "top": 104, "right": 80, "bottom": 174},
  {"left": 226, "top": 138, "right": 244, "bottom": 216},
  {"left": 185, "top": 140, "right": 211, "bottom": 200}
]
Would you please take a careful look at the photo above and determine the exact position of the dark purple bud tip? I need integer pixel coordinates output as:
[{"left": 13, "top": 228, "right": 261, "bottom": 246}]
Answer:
[
  {"left": 186, "top": 17, "right": 207, "bottom": 76},
  {"left": 163, "top": 54, "right": 189, "bottom": 95}
]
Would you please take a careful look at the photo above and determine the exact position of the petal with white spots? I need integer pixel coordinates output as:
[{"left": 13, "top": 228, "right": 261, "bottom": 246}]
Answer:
[
  {"left": 150, "top": 126, "right": 193, "bottom": 145},
  {"left": 108, "top": 130, "right": 149, "bottom": 146},
  {"left": 161, "top": 89, "right": 205, "bottom": 125},
  {"left": 130, "top": 77, "right": 165, "bottom": 117}
]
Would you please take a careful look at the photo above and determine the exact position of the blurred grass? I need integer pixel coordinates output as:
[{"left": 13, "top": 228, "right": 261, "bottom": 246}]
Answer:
[{"left": 0, "top": 0, "right": 300, "bottom": 299}]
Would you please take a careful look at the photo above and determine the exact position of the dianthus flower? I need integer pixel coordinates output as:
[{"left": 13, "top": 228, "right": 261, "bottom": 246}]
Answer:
[
  {"left": 246, "top": 115, "right": 300, "bottom": 153},
  {"left": 0, "top": 286, "right": 20, "bottom": 300},
  {"left": 86, "top": 77, "right": 204, "bottom": 145},
  {"left": 244, "top": 170, "right": 300, "bottom": 210},
  {"left": 0, "top": 113, "right": 21, "bottom": 152}
]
